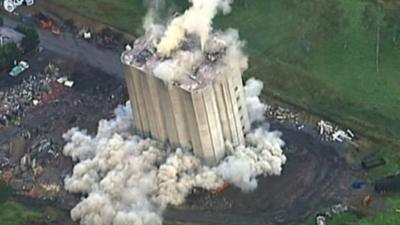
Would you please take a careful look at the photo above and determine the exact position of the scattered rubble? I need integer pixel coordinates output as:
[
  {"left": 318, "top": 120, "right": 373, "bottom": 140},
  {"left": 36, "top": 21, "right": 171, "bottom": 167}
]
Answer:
[
  {"left": 56, "top": 76, "right": 74, "bottom": 88},
  {"left": 186, "top": 189, "right": 234, "bottom": 210},
  {"left": 317, "top": 120, "right": 355, "bottom": 143},
  {"left": 0, "top": 64, "right": 70, "bottom": 127},
  {"left": 264, "top": 104, "right": 356, "bottom": 144},
  {"left": 315, "top": 203, "right": 349, "bottom": 225},
  {"left": 315, "top": 213, "right": 327, "bottom": 225}
]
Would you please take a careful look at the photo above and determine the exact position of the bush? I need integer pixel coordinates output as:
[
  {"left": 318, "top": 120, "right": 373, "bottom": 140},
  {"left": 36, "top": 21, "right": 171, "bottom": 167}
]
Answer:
[
  {"left": 15, "top": 24, "right": 39, "bottom": 53},
  {"left": 0, "top": 43, "right": 21, "bottom": 71}
]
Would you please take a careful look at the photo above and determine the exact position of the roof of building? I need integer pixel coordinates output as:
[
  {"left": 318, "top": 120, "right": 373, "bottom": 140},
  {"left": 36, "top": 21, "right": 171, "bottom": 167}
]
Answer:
[
  {"left": 121, "top": 32, "right": 227, "bottom": 92},
  {"left": 0, "top": 27, "right": 25, "bottom": 45}
]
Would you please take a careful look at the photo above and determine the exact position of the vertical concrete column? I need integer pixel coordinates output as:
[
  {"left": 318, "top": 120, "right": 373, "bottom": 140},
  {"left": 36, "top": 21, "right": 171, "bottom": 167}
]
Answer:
[
  {"left": 221, "top": 77, "right": 239, "bottom": 145},
  {"left": 124, "top": 69, "right": 142, "bottom": 132},
  {"left": 213, "top": 81, "right": 231, "bottom": 142},
  {"left": 184, "top": 92, "right": 203, "bottom": 158},
  {"left": 202, "top": 86, "right": 225, "bottom": 162},
  {"left": 131, "top": 68, "right": 151, "bottom": 135},
  {"left": 140, "top": 72, "right": 159, "bottom": 138},
  {"left": 226, "top": 76, "right": 244, "bottom": 145},
  {"left": 235, "top": 75, "right": 251, "bottom": 135},
  {"left": 159, "top": 83, "right": 179, "bottom": 145},
  {"left": 192, "top": 91, "right": 216, "bottom": 164},
  {"left": 146, "top": 75, "right": 168, "bottom": 141},
  {"left": 169, "top": 87, "right": 190, "bottom": 147}
]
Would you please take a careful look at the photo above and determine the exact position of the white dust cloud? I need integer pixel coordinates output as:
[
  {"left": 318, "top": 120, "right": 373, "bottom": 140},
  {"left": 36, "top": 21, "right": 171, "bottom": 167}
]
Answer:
[
  {"left": 64, "top": 79, "right": 286, "bottom": 225},
  {"left": 64, "top": 0, "right": 287, "bottom": 224}
]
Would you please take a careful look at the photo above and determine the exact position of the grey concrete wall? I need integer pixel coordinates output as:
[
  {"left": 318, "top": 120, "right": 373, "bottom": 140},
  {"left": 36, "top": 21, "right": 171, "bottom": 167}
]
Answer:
[{"left": 124, "top": 67, "right": 250, "bottom": 165}]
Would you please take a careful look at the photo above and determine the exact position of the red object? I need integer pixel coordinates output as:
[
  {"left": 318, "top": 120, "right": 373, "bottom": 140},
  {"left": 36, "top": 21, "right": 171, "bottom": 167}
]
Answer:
[
  {"left": 211, "top": 182, "right": 230, "bottom": 194},
  {"left": 362, "top": 195, "right": 372, "bottom": 206},
  {"left": 40, "top": 20, "right": 53, "bottom": 29}
]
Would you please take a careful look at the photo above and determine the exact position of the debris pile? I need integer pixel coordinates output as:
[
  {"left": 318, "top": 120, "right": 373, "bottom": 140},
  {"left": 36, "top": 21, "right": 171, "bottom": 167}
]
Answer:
[
  {"left": 315, "top": 203, "right": 349, "bottom": 225},
  {"left": 0, "top": 65, "right": 72, "bottom": 127},
  {"left": 186, "top": 189, "right": 233, "bottom": 210},
  {"left": 317, "top": 120, "right": 355, "bottom": 143},
  {"left": 266, "top": 106, "right": 298, "bottom": 122}
]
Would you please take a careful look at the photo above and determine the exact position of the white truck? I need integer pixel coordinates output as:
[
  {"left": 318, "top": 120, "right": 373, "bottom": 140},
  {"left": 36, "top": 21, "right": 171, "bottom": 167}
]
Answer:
[{"left": 3, "top": 0, "right": 34, "bottom": 13}]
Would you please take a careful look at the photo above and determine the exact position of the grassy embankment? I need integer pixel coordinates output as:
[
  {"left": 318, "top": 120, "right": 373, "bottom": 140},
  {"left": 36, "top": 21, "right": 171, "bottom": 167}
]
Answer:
[
  {"left": 0, "top": 182, "right": 44, "bottom": 225},
  {"left": 215, "top": 0, "right": 400, "bottom": 177}
]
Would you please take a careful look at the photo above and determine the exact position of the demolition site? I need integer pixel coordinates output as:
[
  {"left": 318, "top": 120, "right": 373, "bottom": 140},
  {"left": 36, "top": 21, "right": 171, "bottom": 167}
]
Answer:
[{"left": 0, "top": 1, "right": 398, "bottom": 225}]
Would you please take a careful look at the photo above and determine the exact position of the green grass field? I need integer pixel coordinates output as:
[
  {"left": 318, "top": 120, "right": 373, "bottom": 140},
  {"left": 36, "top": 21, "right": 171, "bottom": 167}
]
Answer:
[
  {"left": 0, "top": 201, "right": 44, "bottom": 225},
  {"left": 52, "top": 0, "right": 147, "bottom": 33},
  {"left": 0, "top": 182, "right": 44, "bottom": 225},
  {"left": 0, "top": 182, "right": 12, "bottom": 203}
]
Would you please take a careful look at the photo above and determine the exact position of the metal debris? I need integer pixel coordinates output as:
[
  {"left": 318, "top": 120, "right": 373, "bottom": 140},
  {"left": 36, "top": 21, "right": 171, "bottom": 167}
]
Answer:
[
  {"left": 317, "top": 120, "right": 355, "bottom": 143},
  {"left": 0, "top": 66, "right": 66, "bottom": 127}
]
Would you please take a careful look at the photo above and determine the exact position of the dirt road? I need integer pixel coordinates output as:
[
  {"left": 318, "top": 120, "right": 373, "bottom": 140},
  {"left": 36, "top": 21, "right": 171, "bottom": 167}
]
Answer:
[{"left": 3, "top": 17, "right": 125, "bottom": 78}]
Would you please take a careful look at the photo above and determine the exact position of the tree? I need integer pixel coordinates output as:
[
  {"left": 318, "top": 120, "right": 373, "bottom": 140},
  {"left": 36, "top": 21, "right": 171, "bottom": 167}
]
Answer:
[
  {"left": 15, "top": 24, "right": 39, "bottom": 53},
  {"left": 0, "top": 16, "right": 3, "bottom": 27},
  {"left": 0, "top": 43, "right": 21, "bottom": 71}
]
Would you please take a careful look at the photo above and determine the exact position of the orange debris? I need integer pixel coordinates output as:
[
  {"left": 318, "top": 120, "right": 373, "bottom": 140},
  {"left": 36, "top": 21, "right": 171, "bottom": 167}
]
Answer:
[
  {"left": 211, "top": 182, "right": 229, "bottom": 194},
  {"left": 362, "top": 195, "right": 372, "bottom": 206}
]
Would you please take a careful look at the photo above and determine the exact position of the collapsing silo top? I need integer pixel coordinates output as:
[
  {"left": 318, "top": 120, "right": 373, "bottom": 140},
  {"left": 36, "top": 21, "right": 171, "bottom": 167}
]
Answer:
[{"left": 121, "top": 30, "right": 231, "bottom": 92}]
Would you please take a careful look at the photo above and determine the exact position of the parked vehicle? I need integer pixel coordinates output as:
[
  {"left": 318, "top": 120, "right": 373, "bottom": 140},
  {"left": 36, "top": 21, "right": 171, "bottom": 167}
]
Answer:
[
  {"left": 9, "top": 61, "right": 29, "bottom": 77},
  {"left": 375, "top": 174, "right": 400, "bottom": 193},
  {"left": 361, "top": 155, "right": 386, "bottom": 170}
]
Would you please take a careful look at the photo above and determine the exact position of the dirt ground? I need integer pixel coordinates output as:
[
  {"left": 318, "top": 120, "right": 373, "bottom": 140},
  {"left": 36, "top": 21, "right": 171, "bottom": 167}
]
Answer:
[
  {"left": 0, "top": 48, "right": 128, "bottom": 216},
  {"left": 164, "top": 121, "right": 365, "bottom": 225}
]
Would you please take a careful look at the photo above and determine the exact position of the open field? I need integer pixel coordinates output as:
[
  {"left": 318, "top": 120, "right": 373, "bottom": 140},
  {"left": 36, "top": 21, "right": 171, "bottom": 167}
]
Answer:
[
  {"left": 0, "top": 182, "right": 12, "bottom": 203},
  {"left": 0, "top": 201, "right": 44, "bottom": 225},
  {"left": 51, "top": 0, "right": 146, "bottom": 33},
  {"left": 0, "top": 183, "right": 44, "bottom": 225}
]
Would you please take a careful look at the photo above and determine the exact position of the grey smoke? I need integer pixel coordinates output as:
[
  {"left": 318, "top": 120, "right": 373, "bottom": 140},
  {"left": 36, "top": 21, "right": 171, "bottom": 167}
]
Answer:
[
  {"left": 142, "top": 0, "right": 166, "bottom": 30},
  {"left": 64, "top": 78, "right": 286, "bottom": 225},
  {"left": 245, "top": 78, "right": 267, "bottom": 123},
  {"left": 155, "top": 0, "right": 235, "bottom": 57},
  {"left": 64, "top": 1, "right": 287, "bottom": 224}
]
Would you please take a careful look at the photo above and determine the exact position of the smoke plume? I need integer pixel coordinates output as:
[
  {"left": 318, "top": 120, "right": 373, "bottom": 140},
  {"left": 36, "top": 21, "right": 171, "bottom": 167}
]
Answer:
[
  {"left": 64, "top": 1, "right": 286, "bottom": 225},
  {"left": 245, "top": 78, "right": 268, "bottom": 123},
  {"left": 156, "top": 0, "right": 234, "bottom": 57},
  {"left": 64, "top": 78, "right": 286, "bottom": 225},
  {"left": 142, "top": 0, "right": 166, "bottom": 30}
]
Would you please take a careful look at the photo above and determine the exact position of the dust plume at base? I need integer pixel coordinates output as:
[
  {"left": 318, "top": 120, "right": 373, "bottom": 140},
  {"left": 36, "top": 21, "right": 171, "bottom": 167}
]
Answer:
[{"left": 63, "top": 78, "right": 286, "bottom": 225}]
